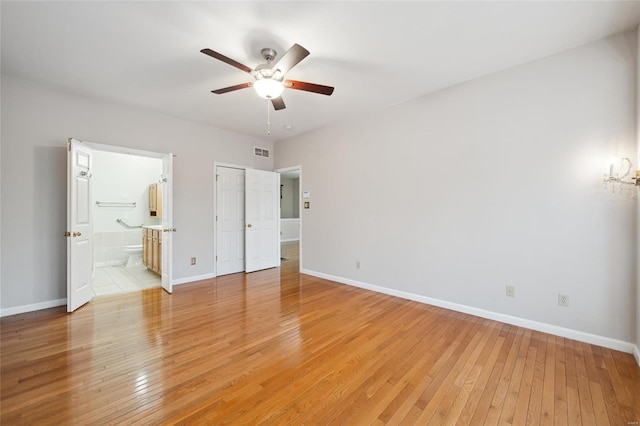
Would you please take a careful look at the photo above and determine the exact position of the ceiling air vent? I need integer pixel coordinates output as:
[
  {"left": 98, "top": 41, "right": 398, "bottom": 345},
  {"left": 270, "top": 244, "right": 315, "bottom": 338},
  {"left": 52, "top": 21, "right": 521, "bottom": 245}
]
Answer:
[{"left": 254, "top": 147, "right": 270, "bottom": 158}]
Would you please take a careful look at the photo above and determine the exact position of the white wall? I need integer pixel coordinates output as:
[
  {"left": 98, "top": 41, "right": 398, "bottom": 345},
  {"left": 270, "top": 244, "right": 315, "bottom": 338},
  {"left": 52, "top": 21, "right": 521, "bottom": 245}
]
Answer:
[
  {"left": 0, "top": 75, "right": 273, "bottom": 311},
  {"left": 280, "top": 176, "right": 299, "bottom": 219},
  {"left": 275, "top": 31, "right": 638, "bottom": 345},
  {"left": 281, "top": 219, "right": 300, "bottom": 242}
]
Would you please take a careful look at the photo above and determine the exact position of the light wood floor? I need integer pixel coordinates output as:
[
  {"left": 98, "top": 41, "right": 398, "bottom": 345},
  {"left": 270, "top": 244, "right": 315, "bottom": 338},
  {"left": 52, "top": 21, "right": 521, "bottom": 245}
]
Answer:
[{"left": 2, "top": 241, "right": 639, "bottom": 425}]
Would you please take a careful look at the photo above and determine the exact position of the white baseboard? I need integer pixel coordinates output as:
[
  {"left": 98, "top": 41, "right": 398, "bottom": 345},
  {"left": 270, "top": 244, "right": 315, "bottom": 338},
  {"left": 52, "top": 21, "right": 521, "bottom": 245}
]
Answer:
[
  {"left": 172, "top": 273, "right": 215, "bottom": 286},
  {"left": 634, "top": 344, "right": 640, "bottom": 366},
  {"left": 0, "top": 274, "right": 216, "bottom": 317},
  {"left": 0, "top": 298, "right": 67, "bottom": 318},
  {"left": 281, "top": 238, "right": 300, "bottom": 243},
  {"left": 301, "top": 269, "right": 638, "bottom": 358}
]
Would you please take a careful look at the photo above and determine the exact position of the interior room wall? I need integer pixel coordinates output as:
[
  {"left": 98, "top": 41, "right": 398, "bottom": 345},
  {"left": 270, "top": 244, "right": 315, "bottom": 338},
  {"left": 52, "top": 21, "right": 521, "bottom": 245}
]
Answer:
[
  {"left": 292, "top": 178, "right": 300, "bottom": 218},
  {"left": 275, "top": 31, "right": 638, "bottom": 346},
  {"left": 0, "top": 75, "right": 273, "bottom": 311},
  {"left": 280, "top": 177, "right": 299, "bottom": 218}
]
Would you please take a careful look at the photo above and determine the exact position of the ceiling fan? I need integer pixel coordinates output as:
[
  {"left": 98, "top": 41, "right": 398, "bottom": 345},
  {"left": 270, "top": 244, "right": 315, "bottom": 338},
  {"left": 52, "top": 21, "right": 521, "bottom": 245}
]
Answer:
[{"left": 201, "top": 43, "right": 334, "bottom": 111}]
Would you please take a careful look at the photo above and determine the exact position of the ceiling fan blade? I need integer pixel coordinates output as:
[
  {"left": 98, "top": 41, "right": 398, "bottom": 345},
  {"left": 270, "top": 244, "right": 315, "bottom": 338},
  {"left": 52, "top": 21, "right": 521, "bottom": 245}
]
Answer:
[
  {"left": 212, "top": 82, "right": 252, "bottom": 94},
  {"left": 272, "top": 44, "right": 310, "bottom": 75},
  {"left": 201, "top": 48, "right": 253, "bottom": 74},
  {"left": 271, "top": 97, "right": 286, "bottom": 111},
  {"left": 284, "top": 80, "right": 334, "bottom": 96}
]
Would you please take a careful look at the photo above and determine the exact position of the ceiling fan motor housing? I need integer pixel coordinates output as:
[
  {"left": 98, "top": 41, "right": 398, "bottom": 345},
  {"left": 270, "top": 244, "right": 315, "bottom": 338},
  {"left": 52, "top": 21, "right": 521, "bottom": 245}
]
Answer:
[{"left": 260, "top": 48, "right": 277, "bottom": 62}]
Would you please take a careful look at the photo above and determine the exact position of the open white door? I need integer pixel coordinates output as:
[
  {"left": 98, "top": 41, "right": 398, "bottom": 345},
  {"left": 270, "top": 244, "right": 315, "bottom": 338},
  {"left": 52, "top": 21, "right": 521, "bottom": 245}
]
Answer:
[
  {"left": 161, "top": 153, "right": 173, "bottom": 293},
  {"left": 245, "top": 169, "right": 280, "bottom": 273},
  {"left": 67, "top": 138, "right": 93, "bottom": 312}
]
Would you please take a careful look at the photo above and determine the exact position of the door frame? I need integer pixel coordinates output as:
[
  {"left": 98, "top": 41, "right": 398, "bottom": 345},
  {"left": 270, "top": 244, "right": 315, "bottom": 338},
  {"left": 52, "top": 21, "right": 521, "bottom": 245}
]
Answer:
[
  {"left": 69, "top": 139, "right": 173, "bottom": 307},
  {"left": 274, "top": 165, "right": 302, "bottom": 269},
  {"left": 213, "top": 162, "right": 253, "bottom": 278}
]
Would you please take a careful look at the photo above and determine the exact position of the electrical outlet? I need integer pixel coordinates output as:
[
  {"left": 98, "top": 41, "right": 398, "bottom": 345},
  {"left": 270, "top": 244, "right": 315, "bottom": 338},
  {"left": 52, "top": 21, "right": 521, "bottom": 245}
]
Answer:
[
  {"left": 356, "top": 261, "right": 360, "bottom": 269},
  {"left": 505, "top": 286, "right": 515, "bottom": 297},
  {"left": 558, "top": 294, "right": 569, "bottom": 307},
  {"left": 190, "top": 257, "right": 196, "bottom": 266}
]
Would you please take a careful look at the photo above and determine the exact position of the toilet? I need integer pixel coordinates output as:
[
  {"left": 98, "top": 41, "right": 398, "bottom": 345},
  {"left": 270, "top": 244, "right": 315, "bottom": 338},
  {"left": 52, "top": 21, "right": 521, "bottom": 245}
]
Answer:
[{"left": 124, "top": 244, "right": 143, "bottom": 268}]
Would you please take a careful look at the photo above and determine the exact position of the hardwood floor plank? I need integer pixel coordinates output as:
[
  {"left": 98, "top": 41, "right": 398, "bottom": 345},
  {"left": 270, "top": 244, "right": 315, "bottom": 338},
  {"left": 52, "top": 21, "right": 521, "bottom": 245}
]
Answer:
[
  {"left": 2, "top": 242, "right": 639, "bottom": 424},
  {"left": 554, "top": 335, "right": 569, "bottom": 426},
  {"left": 512, "top": 343, "right": 537, "bottom": 425},
  {"left": 540, "top": 334, "right": 555, "bottom": 425},
  {"left": 525, "top": 332, "right": 547, "bottom": 425},
  {"left": 499, "top": 328, "right": 533, "bottom": 424},
  {"left": 575, "top": 343, "right": 598, "bottom": 425}
]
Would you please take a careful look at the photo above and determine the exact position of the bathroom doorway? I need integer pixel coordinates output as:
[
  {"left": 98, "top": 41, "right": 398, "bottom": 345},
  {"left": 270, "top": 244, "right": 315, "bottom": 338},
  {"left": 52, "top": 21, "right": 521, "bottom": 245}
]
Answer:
[
  {"left": 90, "top": 149, "right": 163, "bottom": 297},
  {"left": 67, "top": 139, "right": 174, "bottom": 312}
]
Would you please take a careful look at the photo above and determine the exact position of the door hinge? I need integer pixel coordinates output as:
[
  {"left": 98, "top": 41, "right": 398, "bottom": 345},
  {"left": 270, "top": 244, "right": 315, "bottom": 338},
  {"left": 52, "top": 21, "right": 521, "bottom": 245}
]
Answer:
[
  {"left": 216, "top": 255, "right": 218, "bottom": 261},
  {"left": 67, "top": 138, "right": 72, "bottom": 151},
  {"left": 215, "top": 215, "right": 218, "bottom": 221},
  {"left": 216, "top": 175, "right": 219, "bottom": 181}
]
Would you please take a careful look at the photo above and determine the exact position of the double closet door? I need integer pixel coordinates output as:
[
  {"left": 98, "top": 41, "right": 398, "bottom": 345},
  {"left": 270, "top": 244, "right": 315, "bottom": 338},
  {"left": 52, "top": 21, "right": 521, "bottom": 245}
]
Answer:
[{"left": 216, "top": 167, "right": 280, "bottom": 276}]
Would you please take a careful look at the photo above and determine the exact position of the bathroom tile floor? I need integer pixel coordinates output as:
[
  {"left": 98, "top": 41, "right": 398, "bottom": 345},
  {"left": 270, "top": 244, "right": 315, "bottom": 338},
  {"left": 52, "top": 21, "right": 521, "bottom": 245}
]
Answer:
[{"left": 91, "top": 264, "right": 161, "bottom": 297}]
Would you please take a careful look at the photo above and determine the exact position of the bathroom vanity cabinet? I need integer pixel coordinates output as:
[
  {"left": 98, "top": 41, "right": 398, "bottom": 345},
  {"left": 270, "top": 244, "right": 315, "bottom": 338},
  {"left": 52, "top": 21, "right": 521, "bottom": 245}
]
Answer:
[
  {"left": 142, "top": 227, "right": 162, "bottom": 275},
  {"left": 149, "top": 183, "right": 163, "bottom": 218}
]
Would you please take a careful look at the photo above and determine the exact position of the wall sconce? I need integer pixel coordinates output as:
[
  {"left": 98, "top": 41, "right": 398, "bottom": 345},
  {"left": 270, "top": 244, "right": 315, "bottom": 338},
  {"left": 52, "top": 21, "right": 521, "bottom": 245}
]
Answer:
[{"left": 603, "top": 157, "right": 639, "bottom": 197}]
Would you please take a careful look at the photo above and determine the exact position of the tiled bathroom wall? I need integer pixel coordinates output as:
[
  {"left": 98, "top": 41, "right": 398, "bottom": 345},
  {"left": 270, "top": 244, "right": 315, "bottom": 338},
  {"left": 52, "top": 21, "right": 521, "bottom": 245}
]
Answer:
[{"left": 94, "top": 230, "right": 144, "bottom": 267}]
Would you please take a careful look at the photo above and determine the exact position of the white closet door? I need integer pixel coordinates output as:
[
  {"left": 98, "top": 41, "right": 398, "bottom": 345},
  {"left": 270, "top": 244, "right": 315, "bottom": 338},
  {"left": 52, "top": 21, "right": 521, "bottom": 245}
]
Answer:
[
  {"left": 245, "top": 169, "right": 280, "bottom": 273},
  {"left": 216, "top": 167, "right": 246, "bottom": 275}
]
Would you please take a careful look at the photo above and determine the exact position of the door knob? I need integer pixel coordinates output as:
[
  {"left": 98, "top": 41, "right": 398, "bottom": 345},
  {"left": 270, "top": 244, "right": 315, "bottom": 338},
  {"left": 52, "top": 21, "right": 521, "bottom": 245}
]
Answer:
[
  {"left": 247, "top": 224, "right": 252, "bottom": 228},
  {"left": 172, "top": 228, "right": 177, "bottom": 232},
  {"left": 64, "top": 231, "right": 71, "bottom": 237},
  {"left": 73, "top": 232, "right": 81, "bottom": 237}
]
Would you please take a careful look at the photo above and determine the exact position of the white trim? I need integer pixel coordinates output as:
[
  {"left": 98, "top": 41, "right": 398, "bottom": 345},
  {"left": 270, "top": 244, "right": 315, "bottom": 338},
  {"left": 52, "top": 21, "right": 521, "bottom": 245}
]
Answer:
[
  {"left": 1, "top": 273, "right": 215, "bottom": 316},
  {"left": 281, "top": 238, "right": 300, "bottom": 243},
  {"left": 1, "top": 299, "right": 67, "bottom": 318},
  {"left": 301, "top": 268, "right": 637, "bottom": 355},
  {"left": 280, "top": 218, "right": 300, "bottom": 222},
  {"left": 633, "top": 344, "right": 640, "bottom": 366},
  {"left": 172, "top": 273, "right": 215, "bottom": 286}
]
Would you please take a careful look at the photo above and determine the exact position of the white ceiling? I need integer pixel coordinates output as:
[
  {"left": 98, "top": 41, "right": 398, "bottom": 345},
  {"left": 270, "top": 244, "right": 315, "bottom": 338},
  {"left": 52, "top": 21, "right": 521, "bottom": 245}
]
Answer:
[{"left": 2, "top": 1, "right": 639, "bottom": 141}]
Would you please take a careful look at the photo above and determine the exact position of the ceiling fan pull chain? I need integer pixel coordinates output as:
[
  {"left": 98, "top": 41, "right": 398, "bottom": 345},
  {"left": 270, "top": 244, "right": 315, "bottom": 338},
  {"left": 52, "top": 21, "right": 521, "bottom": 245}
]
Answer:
[{"left": 266, "top": 100, "right": 271, "bottom": 135}]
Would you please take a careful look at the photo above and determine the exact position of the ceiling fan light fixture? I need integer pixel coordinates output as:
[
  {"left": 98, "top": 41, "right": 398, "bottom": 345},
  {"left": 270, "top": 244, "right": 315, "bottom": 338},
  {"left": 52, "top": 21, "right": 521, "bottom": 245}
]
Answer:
[{"left": 253, "top": 78, "right": 284, "bottom": 99}]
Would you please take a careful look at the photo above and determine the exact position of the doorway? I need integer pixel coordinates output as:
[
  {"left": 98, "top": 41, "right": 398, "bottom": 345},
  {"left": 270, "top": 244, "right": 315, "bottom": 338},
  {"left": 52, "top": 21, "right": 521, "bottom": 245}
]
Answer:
[
  {"left": 275, "top": 166, "right": 302, "bottom": 270},
  {"left": 67, "top": 138, "right": 174, "bottom": 312},
  {"left": 90, "top": 150, "right": 163, "bottom": 297}
]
